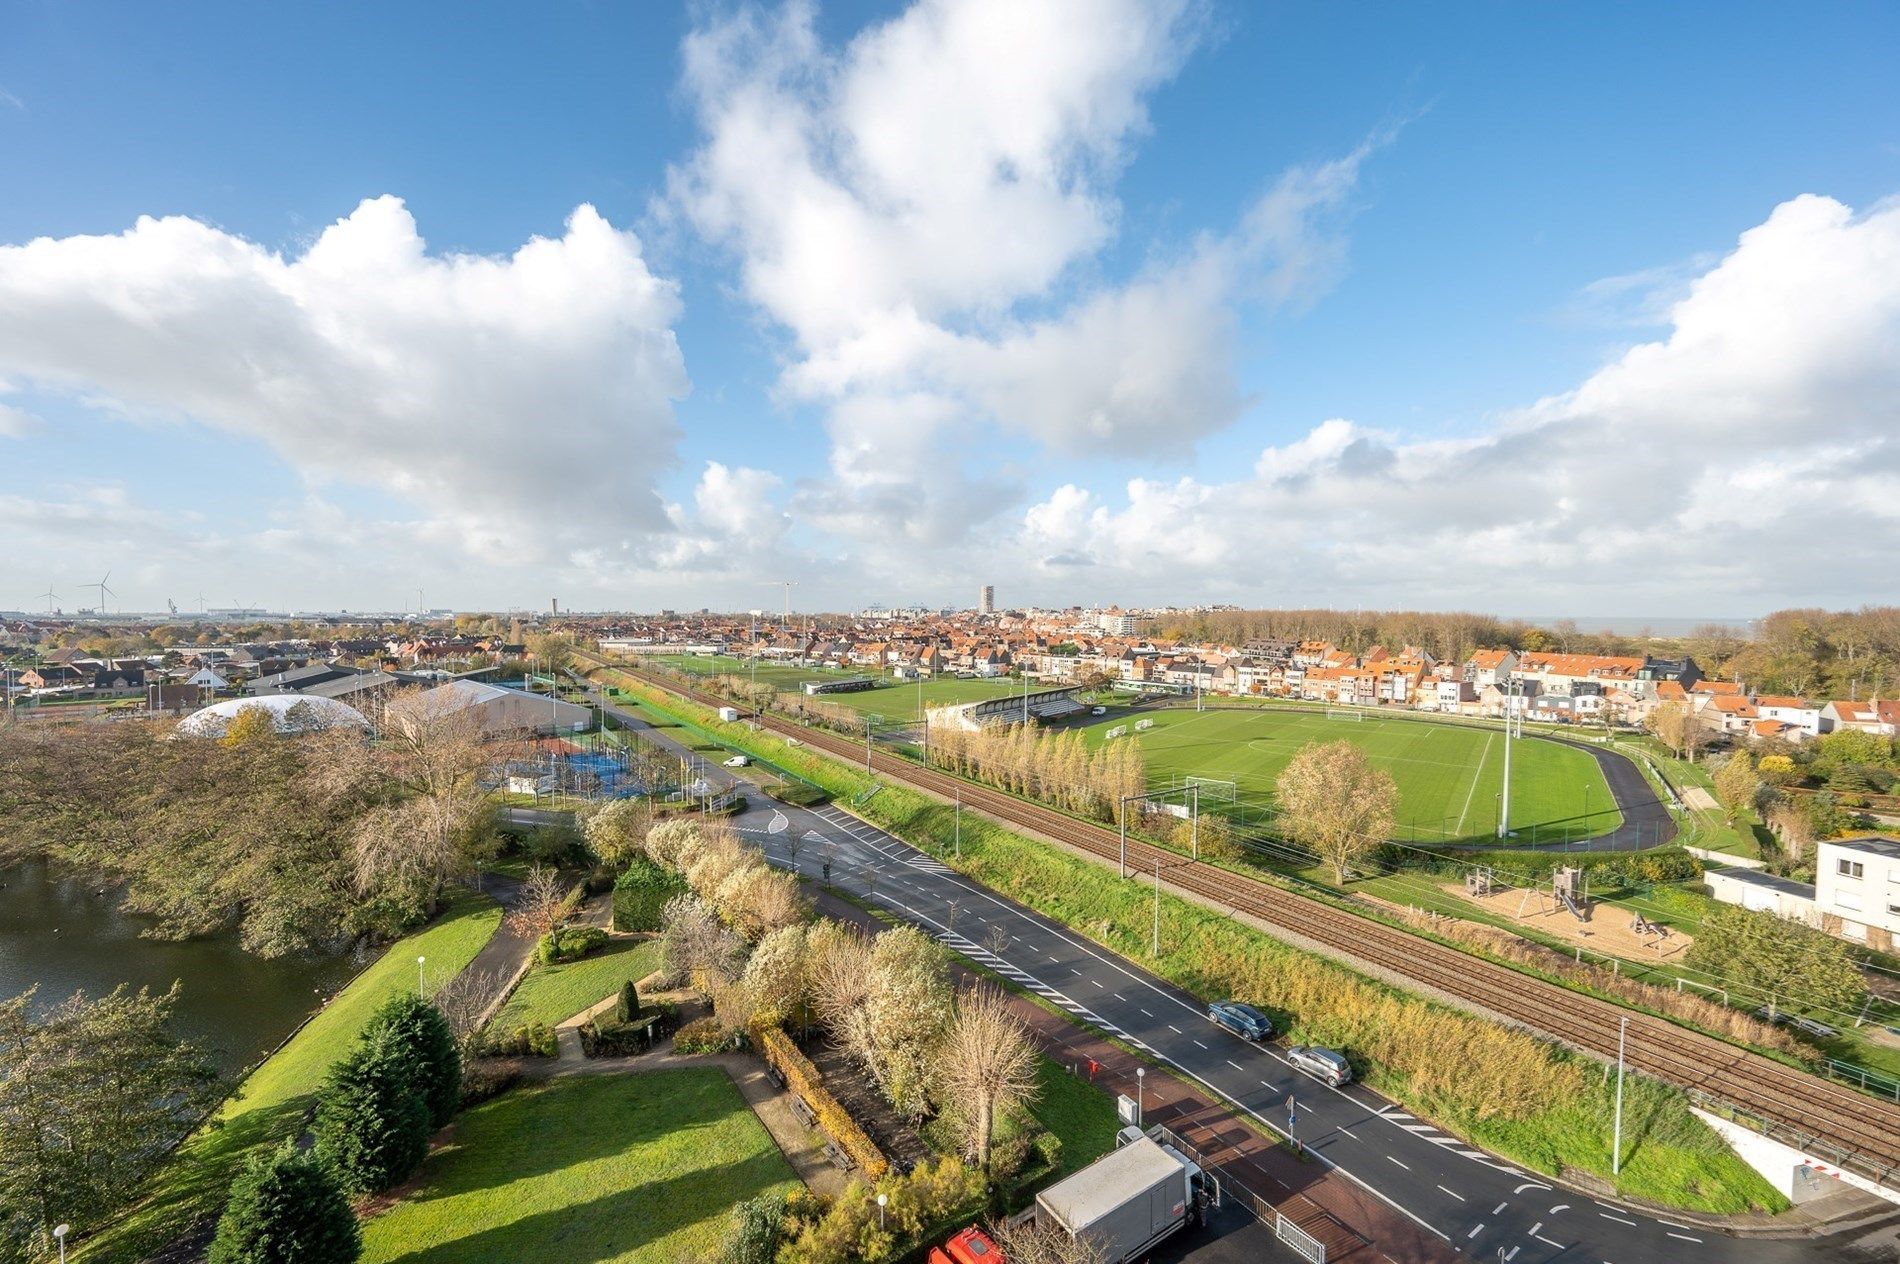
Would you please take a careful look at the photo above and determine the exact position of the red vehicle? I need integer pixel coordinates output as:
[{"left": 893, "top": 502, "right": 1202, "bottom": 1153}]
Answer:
[{"left": 927, "top": 1226, "right": 1003, "bottom": 1264}]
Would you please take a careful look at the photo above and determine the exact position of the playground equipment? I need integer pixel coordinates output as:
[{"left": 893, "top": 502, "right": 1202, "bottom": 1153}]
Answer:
[
  {"left": 1465, "top": 866, "right": 1496, "bottom": 899},
  {"left": 1629, "top": 912, "right": 1675, "bottom": 955},
  {"left": 1554, "top": 867, "right": 1589, "bottom": 922},
  {"left": 1515, "top": 866, "right": 1590, "bottom": 921}
]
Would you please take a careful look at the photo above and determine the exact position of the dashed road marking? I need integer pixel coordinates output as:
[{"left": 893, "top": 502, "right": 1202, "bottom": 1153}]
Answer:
[
  {"left": 1598, "top": 1212, "right": 1637, "bottom": 1227},
  {"left": 1465, "top": 1224, "right": 1483, "bottom": 1240},
  {"left": 1492, "top": 1202, "right": 1507, "bottom": 1215},
  {"left": 1387, "top": 1156, "right": 1410, "bottom": 1170},
  {"left": 1437, "top": 1186, "right": 1464, "bottom": 1201}
]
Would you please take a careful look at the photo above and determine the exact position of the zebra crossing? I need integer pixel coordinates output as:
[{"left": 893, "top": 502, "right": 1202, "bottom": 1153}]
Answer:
[
  {"left": 1371, "top": 1104, "right": 1546, "bottom": 1185},
  {"left": 934, "top": 930, "right": 1155, "bottom": 1057}
]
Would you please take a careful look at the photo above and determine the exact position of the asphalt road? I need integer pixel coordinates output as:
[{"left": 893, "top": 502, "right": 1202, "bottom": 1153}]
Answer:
[{"left": 576, "top": 679, "right": 1886, "bottom": 1264}]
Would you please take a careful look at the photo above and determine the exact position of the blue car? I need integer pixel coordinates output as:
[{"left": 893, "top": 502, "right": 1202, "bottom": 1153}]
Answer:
[{"left": 1207, "top": 1001, "right": 1273, "bottom": 1041}]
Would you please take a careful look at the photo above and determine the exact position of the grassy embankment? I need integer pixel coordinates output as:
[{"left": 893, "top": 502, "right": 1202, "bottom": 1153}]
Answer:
[
  {"left": 590, "top": 666, "right": 1784, "bottom": 1214},
  {"left": 78, "top": 891, "right": 503, "bottom": 1263},
  {"left": 359, "top": 1069, "right": 797, "bottom": 1264}
]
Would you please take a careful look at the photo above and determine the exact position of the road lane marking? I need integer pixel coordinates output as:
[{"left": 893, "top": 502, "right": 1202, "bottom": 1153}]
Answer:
[
  {"left": 1139, "top": 1007, "right": 1153, "bottom": 1017},
  {"left": 1532, "top": 1234, "right": 1564, "bottom": 1249},
  {"left": 1336, "top": 1126, "right": 1356, "bottom": 1140},
  {"left": 1665, "top": 1233, "right": 1703, "bottom": 1243},
  {"left": 1528, "top": 1222, "right": 1541, "bottom": 1235},
  {"left": 1465, "top": 1224, "right": 1483, "bottom": 1239},
  {"left": 1492, "top": 1202, "right": 1507, "bottom": 1215},
  {"left": 1437, "top": 1186, "right": 1464, "bottom": 1201},
  {"left": 1387, "top": 1156, "right": 1410, "bottom": 1170},
  {"left": 1192, "top": 1039, "right": 1209, "bottom": 1049},
  {"left": 1227, "top": 1060, "right": 1244, "bottom": 1071},
  {"left": 1168, "top": 1024, "right": 1182, "bottom": 1034},
  {"left": 1598, "top": 1212, "right": 1637, "bottom": 1226}
]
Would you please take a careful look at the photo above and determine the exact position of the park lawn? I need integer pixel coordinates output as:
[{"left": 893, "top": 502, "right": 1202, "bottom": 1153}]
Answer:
[
  {"left": 491, "top": 938, "right": 663, "bottom": 1031},
  {"left": 1023, "top": 1057, "right": 1119, "bottom": 1176},
  {"left": 650, "top": 652, "right": 1029, "bottom": 723},
  {"left": 359, "top": 1069, "right": 797, "bottom": 1264},
  {"left": 1078, "top": 706, "right": 1619, "bottom": 845},
  {"left": 78, "top": 891, "right": 503, "bottom": 1264}
]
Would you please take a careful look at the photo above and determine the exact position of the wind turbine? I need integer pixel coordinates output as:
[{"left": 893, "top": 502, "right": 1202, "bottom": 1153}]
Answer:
[
  {"left": 38, "top": 583, "right": 58, "bottom": 615},
  {"left": 87, "top": 571, "right": 115, "bottom": 614},
  {"left": 195, "top": 592, "right": 209, "bottom": 613}
]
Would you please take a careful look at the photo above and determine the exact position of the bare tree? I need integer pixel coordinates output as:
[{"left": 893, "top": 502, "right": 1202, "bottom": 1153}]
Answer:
[
  {"left": 660, "top": 895, "right": 744, "bottom": 990},
  {"left": 1275, "top": 740, "right": 1398, "bottom": 882},
  {"left": 429, "top": 965, "right": 506, "bottom": 1055},
  {"left": 988, "top": 1213, "right": 1109, "bottom": 1264},
  {"left": 936, "top": 986, "right": 1041, "bottom": 1173},
  {"left": 808, "top": 920, "right": 874, "bottom": 1041},
  {"left": 510, "top": 864, "right": 569, "bottom": 942},
  {"left": 356, "top": 687, "right": 494, "bottom": 909}
]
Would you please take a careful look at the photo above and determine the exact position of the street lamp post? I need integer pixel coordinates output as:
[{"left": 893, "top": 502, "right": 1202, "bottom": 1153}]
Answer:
[
  {"left": 1135, "top": 1067, "right": 1146, "bottom": 1127},
  {"left": 1612, "top": 1015, "right": 1629, "bottom": 1176},
  {"left": 876, "top": 1192, "right": 888, "bottom": 1231},
  {"left": 1189, "top": 783, "right": 1200, "bottom": 861},
  {"left": 864, "top": 715, "right": 874, "bottom": 773},
  {"left": 53, "top": 1224, "right": 69, "bottom": 1264},
  {"left": 417, "top": 955, "right": 427, "bottom": 995},
  {"left": 1152, "top": 858, "right": 1161, "bottom": 956},
  {"left": 954, "top": 782, "right": 962, "bottom": 859}
]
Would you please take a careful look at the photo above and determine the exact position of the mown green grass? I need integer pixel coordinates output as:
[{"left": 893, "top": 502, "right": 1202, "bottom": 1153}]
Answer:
[
  {"left": 1022, "top": 1057, "right": 1119, "bottom": 1176},
  {"left": 599, "top": 671, "right": 1785, "bottom": 1214},
  {"left": 1078, "top": 706, "right": 1619, "bottom": 845},
  {"left": 650, "top": 653, "right": 1028, "bottom": 723},
  {"left": 359, "top": 1068, "right": 797, "bottom": 1264},
  {"left": 491, "top": 938, "right": 663, "bottom": 1031},
  {"left": 78, "top": 892, "right": 503, "bottom": 1263}
]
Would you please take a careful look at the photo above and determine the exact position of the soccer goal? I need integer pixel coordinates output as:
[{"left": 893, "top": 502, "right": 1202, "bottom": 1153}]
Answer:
[
  {"left": 1134, "top": 718, "right": 1155, "bottom": 732},
  {"left": 1324, "top": 708, "right": 1365, "bottom": 722},
  {"left": 1183, "top": 776, "right": 1238, "bottom": 803},
  {"left": 1105, "top": 725, "right": 1128, "bottom": 740}
]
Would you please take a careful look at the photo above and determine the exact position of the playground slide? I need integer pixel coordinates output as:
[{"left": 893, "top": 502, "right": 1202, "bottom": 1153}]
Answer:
[{"left": 1559, "top": 889, "right": 1588, "bottom": 921}]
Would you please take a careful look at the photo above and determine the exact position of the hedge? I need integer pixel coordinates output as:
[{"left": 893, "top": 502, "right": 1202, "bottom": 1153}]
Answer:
[
  {"left": 759, "top": 1027, "right": 888, "bottom": 1180},
  {"left": 613, "top": 856, "right": 688, "bottom": 932}
]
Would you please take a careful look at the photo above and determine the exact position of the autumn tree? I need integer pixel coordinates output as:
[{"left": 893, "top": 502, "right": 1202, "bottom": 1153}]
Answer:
[
  {"left": 741, "top": 924, "right": 812, "bottom": 1031},
  {"left": 935, "top": 987, "right": 1040, "bottom": 1174},
  {"left": 1713, "top": 752, "right": 1761, "bottom": 824},
  {"left": 987, "top": 1213, "right": 1110, "bottom": 1264},
  {"left": 1647, "top": 701, "right": 1704, "bottom": 760},
  {"left": 582, "top": 795, "right": 654, "bottom": 866},
  {"left": 851, "top": 925, "right": 955, "bottom": 1119},
  {"left": 1275, "top": 740, "right": 1398, "bottom": 882},
  {"left": 354, "top": 687, "right": 494, "bottom": 919}
]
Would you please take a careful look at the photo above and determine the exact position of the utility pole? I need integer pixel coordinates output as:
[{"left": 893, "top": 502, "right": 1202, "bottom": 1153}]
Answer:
[
  {"left": 1497, "top": 679, "right": 1514, "bottom": 839},
  {"left": 954, "top": 782, "right": 961, "bottom": 858},
  {"left": 865, "top": 715, "right": 874, "bottom": 773},
  {"left": 1612, "top": 1015, "right": 1629, "bottom": 1175}
]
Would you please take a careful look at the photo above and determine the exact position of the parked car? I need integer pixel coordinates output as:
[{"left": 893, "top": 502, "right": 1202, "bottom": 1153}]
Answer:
[
  {"left": 1286, "top": 1045, "right": 1352, "bottom": 1086},
  {"left": 1207, "top": 1001, "right": 1273, "bottom": 1041},
  {"left": 1091, "top": 705, "right": 1108, "bottom": 716},
  {"left": 723, "top": 755, "right": 750, "bottom": 767}
]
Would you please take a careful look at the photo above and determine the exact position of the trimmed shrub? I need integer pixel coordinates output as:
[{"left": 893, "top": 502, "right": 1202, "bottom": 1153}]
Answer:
[
  {"left": 613, "top": 855, "right": 687, "bottom": 931},
  {"left": 673, "top": 1015, "right": 744, "bottom": 1055},
  {"left": 208, "top": 1141, "right": 361, "bottom": 1264},
  {"left": 758, "top": 1027, "right": 887, "bottom": 1180},
  {"left": 720, "top": 1190, "right": 793, "bottom": 1264},
  {"left": 362, "top": 994, "right": 462, "bottom": 1128},
  {"left": 485, "top": 1021, "right": 558, "bottom": 1058},
  {"left": 312, "top": 1035, "right": 432, "bottom": 1195},
  {"left": 537, "top": 925, "right": 609, "bottom": 964},
  {"left": 615, "top": 979, "right": 642, "bottom": 1023},
  {"left": 458, "top": 1059, "right": 521, "bottom": 1108}
]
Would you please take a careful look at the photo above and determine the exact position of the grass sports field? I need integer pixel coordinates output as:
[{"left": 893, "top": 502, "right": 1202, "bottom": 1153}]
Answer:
[
  {"left": 651, "top": 653, "right": 1026, "bottom": 723},
  {"left": 1081, "top": 706, "right": 1619, "bottom": 845}
]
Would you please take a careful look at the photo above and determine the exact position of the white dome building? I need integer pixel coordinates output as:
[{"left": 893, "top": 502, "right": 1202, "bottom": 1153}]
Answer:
[{"left": 176, "top": 694, "right": 373, "bottom": 739}]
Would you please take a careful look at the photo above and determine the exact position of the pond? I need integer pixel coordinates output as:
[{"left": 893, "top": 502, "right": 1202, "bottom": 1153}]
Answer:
[{"left": 0, "top": 858, "right": 362, "bottom": 1075}]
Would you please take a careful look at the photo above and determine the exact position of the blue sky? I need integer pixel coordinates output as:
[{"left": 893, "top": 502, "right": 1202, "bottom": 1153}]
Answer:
[{"left": 2, "top": 0, "right": 1897, "bottom": 616}]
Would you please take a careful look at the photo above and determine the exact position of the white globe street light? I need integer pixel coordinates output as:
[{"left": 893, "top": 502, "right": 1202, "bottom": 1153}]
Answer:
[
  {"left": 53, "top": 1224, "right": 70, "bottom": 1264},
  {"left": 876, "top": 1192, "right": 888, "bottom": 1230},
  {"left": 1136, "top": 1067, "right": 1146, "bottom": 1127},
  {"left": 417, "top": 955, "right": 427, "bottom": 995}
]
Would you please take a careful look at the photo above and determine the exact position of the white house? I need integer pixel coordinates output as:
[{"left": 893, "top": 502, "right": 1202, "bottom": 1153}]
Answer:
[
  {"left": 1754, "top": 695, "right": 1822, "bottom": 739},
  {"left": 1705, "top": 867, "right": 1821, "bottom": 928},
  {"left": 1814, "top": 837, "right": 1900, "bottom": 950}
]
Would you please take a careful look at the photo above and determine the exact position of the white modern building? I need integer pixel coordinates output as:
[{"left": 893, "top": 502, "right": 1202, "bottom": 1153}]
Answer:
[{"left": 1814, "top": 837, "right": 1900, "bottom": 950}]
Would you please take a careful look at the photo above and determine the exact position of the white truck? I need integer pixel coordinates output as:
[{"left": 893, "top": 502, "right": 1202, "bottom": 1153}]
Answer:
[{"left": 1028, "top": 1128, "right": 1209, "bottom": 1263}]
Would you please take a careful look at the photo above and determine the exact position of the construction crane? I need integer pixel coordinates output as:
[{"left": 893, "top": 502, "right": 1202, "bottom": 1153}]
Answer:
[{"left": 765, "top": 581, "right": 796, "bottom": 627}]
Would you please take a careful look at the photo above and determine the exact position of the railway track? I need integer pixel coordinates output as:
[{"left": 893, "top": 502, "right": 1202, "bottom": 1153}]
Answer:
[{"left": 590, "top": 655, "right": 1900, "bottom": 1185}]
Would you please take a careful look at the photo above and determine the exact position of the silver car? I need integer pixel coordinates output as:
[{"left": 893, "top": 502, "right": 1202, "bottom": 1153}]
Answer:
[{"left": 1286, "top": 1045, "right": 1351, "bottom": 1086}]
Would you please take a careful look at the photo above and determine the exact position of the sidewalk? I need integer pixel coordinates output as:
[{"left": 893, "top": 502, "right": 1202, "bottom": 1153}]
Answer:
[{"left": 807, "top": 881, "right": 1457, "bottom": 1264}]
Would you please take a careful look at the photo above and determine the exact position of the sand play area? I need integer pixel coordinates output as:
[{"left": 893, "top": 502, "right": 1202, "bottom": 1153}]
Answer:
[{"left": 1443, "top": 879, "right": 1696, "bottom": 962}]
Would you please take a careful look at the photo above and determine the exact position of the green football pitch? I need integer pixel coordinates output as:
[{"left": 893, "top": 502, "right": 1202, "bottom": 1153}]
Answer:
[
  {"left": 1082, "top": 706, "right": 1621, "bottom": 846},
  {"left": 648, "top": 654, "right": 1027, "bottom": 722}
]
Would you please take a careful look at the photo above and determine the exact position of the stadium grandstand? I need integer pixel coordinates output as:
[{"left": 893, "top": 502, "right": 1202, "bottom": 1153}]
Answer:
[
  {"left": 933, "top": 685, "right": 1087, "bottom": 731},
  {"left": 803, "top": 676, "right": 879, "bottom": 695}
]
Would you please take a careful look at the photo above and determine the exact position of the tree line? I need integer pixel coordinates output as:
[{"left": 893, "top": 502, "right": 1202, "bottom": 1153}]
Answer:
[
  {"left": 0, "top": 688, "right": 500, "bottom": 956},
  {"left": 925, "top": 719, "right": 1145, "bottom": 823}
]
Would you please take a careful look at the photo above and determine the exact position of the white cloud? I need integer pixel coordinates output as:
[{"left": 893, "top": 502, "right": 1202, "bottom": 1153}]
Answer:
[
  {"left": 1014, "top": 194, "right": 1900, "bottom": 610},
  {"left": 0, "top": 198, "right": 690, "bottom": 562},
  {"left": 667, "top": 0, "right": 1385, "bottom": 576}
]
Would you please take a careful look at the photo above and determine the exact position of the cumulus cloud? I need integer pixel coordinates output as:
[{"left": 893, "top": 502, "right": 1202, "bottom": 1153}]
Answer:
[
  {"left": 0, "top": 198, "right": 690, "bottom": 561},
  {"left": 1016, "top": 194, "right": 1900, "bottom": 610}
]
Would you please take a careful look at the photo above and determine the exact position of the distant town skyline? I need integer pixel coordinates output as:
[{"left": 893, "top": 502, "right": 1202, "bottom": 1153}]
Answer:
[{"left": 2, "top": 2, "right": 1898, "bottom": 616}]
